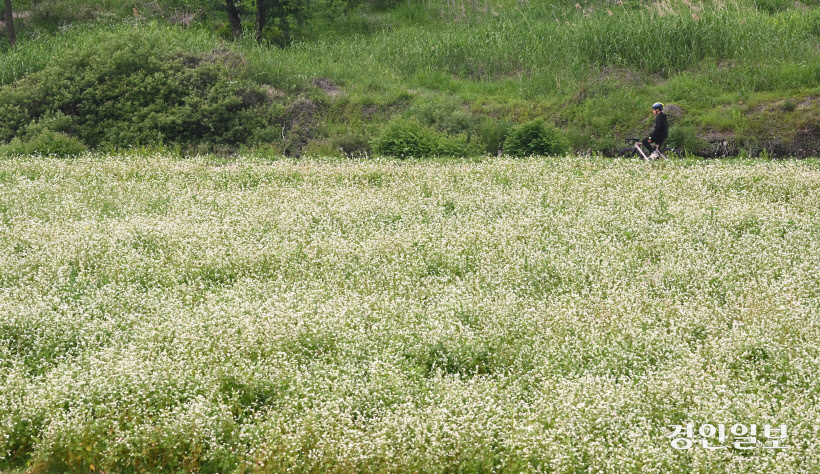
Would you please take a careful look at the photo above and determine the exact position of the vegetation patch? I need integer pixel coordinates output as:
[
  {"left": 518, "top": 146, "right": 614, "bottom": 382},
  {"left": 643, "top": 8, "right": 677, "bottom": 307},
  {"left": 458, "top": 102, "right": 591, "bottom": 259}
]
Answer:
[
  {"left": 0, "top": 26, "right": 285, "bottom": 154},
  {"left": 372, "top": 117, "right": 479, "bottom": 158},
  {"left": 0, "top": 156, "right": 818, "bottom": 471},
  {"left": 504, "top": 119, "right": 570, "bottom": 157},
  {"left": 3, "top": 1, "right": 820, "bottom": 156}
]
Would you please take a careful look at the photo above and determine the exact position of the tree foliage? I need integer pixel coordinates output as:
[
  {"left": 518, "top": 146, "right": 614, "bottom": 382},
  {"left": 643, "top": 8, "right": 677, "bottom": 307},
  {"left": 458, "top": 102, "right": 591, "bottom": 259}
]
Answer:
[{"left": 222, "top": 0, "right": 370, "bottom": 45}]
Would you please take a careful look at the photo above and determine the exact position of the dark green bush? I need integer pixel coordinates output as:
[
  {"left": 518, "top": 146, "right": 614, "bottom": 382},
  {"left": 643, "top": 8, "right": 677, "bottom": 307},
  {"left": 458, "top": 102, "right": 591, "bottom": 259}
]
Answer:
[
  {"left": 0, "top": 27, "right": 283, "bottom": 153},
  {"left": 504, "top": 119, "right": 570, "bottom": 157},
  {"left": 0, "top": 131, "right": 87, "bottom": 157},
  {"left": 372, "top": 119, "right": 438, "bottom": 157},
  {"left": 372, "top": 118, "right": 479, "bottom": 158}
]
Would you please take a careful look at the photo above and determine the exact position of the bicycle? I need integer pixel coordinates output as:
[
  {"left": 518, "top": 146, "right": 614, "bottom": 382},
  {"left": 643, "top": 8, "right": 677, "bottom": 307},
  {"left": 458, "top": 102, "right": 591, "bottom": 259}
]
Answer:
[{"left": 616, "top": 137, "right": 676, "bottom": 159}]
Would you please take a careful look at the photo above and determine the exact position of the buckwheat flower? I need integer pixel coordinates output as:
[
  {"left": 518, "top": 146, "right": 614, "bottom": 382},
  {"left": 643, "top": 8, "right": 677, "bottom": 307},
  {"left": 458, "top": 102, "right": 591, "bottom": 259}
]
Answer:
[{"left": 0, "top": 155, "right": 819, "bottom": 471}]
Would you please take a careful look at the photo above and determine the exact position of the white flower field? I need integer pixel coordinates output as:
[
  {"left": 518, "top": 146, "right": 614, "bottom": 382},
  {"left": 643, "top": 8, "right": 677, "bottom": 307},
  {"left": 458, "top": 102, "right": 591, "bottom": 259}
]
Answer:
[{"left": 1, "top": 155, "right": 819, "bottom": 472}]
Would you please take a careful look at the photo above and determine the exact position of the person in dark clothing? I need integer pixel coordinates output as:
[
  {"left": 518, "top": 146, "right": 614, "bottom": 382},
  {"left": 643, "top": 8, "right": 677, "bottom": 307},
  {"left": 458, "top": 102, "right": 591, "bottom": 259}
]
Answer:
[{"left": 641, "top": 102, "right": 668, "bottom": 159}]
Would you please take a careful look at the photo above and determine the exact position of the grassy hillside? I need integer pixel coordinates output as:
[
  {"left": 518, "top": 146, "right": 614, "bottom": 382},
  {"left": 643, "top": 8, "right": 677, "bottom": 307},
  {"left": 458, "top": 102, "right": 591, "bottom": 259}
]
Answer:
[{"left": 2, "top": 0, "right": 820, "bottom": 157}]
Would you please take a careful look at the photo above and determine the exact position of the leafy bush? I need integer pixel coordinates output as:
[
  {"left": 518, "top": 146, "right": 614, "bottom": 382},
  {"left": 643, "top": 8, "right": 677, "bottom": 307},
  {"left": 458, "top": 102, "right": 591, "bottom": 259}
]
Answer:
[
  {"left": 372, "top": 119, "right": 437, "bottom": 157},
  {"left": 504, "top": 119, "right": 570, "bottom": 157},
  {"left": 476, "top": 117, "right": 513, "bottom": 155},
  {"left": 0, "top": 26, "right": 283, "bottom": 153},
  {"left": 372, "top": 118, "right": 479, "bottom": 158},
  {"left": 667, "top": 125, "right": 707, "bottom": 155},
  {"left": 0, "top": 131, "right": 87, "bottom": 157}
]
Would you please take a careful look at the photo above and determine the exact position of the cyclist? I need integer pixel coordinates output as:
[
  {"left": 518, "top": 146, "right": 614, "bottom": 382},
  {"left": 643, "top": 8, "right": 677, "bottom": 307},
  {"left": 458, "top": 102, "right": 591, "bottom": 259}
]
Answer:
[{"left": 641, "top": 102, "right": 668, "bottom": 159}]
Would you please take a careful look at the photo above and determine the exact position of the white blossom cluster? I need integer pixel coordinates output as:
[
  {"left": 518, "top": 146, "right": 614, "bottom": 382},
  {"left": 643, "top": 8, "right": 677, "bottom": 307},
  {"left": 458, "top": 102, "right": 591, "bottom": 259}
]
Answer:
[{"left": 0, "top": 155, "right": 819, "bottom": 472}]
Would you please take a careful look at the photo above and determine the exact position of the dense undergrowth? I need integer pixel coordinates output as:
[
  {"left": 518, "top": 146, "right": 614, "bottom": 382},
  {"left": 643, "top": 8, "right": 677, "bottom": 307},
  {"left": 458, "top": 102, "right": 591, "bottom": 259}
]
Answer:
[{"left": 2, "top": 0, "right": 820, "bottom": 156}]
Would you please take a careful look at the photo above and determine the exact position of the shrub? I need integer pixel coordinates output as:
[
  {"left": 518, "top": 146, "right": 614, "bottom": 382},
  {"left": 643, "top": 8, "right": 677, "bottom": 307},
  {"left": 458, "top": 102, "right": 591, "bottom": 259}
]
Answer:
[
  {"left": 373, "top": 119, "right": 438, "bottom": 157},
  {"left": 0, "top": 131, "right": 87, "bottom": 157},
  {"left": 372, "top": 118, "right": 479, "bottom": 158},
  {"left": 0, "top": 26, "right": 283, "bottom": 153},
  {"left": 301, "top": 139, "right": 345, "bottom": 158},
  {"left": 504, "top": 119, "right": 570, "bottom": 157},
  {"left": 667, "top": 125, "right": 707, "bottom": 155},
  {"left": 436, "top": 132, "right": 480, "bottom": 157},
  {"left": 475, "top": 116, "right": 513, "bottom": 155},
  {"left": 366, "top": 0, "right": 402, "bottom": 11},
  {"left": 591, "top": 135, "right": 620, "bottom": 156}
]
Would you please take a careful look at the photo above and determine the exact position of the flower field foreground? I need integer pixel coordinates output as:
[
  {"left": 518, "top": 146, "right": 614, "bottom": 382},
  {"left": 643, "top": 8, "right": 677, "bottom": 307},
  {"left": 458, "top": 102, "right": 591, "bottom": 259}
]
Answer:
[{"left": 1, "top": 155, "right": 819, "bottom": 473}]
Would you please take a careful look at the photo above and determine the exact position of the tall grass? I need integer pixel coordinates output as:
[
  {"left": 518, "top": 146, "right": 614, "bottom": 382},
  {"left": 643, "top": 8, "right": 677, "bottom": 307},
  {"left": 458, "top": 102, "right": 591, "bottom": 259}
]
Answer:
[
  {"left": 5, "top": 2, "right": 819, "bottom": 93},
  {"left": 242, "top": 1, "right": 820, "bottom": 100}
]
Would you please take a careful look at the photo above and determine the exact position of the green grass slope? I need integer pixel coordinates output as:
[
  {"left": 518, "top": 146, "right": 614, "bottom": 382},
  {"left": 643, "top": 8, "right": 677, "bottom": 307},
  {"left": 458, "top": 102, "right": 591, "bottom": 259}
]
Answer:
[{"left": 2, "top": 0, "right": 820, "bottom": 157}]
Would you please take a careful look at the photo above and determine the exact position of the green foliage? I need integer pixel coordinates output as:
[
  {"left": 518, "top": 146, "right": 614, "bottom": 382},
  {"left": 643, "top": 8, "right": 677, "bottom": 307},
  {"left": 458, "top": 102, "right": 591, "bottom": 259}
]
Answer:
[
  {"left": 412, "top": 342, "right": 496, "bottom": 378},
  {"left": 257, "top": 0, "right": 310, "bottom": 46},
  {"left": 504, "top": 119, "right": 570, "bottom": 157},
  {"left": 0, "top": 110, "right": 88, "bottom": 156},
  {"left": 0, "top": 130, "right": 87, "bottom": 157},
  {"left": 332, "top": 131, "right": 372, "bottom": 158},
  {"left": 782, "top": 100, "right": 796, "bottom": 112},
  {"left": 366, "top": 0, "right": 402, "bottom": 10},
  {"left": 667, "top": 125, "right": 707, "bottom": 155},
  {"left": 372, "top": 119, "right": 435, "bottom": 157},
  {"left": 372, "top": 118, "right": 478, "bottom": 158},
  {"left": 0, "top": 25, "right": 282, "bottom": 153},
  {"left": 301, "top": 139, "right": 345, "bottom": 158},
  {"left": 408, "top": 96, "right": 474, "bottom": 135},
  {"left": 476, "top": 116, "right": 513, "bottom": 155},
  {"left": 3, "top": 0, "right": 820, "bottom": 156}
]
